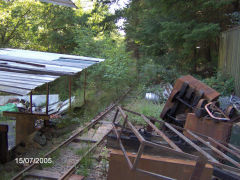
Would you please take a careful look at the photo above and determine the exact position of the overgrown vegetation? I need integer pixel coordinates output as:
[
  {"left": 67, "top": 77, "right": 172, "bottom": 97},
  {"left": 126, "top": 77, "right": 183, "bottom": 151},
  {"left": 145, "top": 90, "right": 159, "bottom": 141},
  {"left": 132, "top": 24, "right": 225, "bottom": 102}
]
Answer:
[
  {"left": 203, "top": 72, "right": 235, "bottom": 96},
  {"left": 126, "top": 99, "right": 164, "bottom": 125},
  {"left": 76, "top": 154, "right": 93, "bottom": 177},
  {"left": 0, "top": 0, "right": 237, "bottom": 128}
]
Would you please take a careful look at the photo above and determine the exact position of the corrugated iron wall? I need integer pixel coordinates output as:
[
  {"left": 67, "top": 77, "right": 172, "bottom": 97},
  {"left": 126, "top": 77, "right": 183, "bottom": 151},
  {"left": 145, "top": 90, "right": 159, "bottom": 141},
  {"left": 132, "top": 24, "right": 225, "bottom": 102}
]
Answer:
[{"left": 219, "top": 26, "right": 240, "bottom": 96}]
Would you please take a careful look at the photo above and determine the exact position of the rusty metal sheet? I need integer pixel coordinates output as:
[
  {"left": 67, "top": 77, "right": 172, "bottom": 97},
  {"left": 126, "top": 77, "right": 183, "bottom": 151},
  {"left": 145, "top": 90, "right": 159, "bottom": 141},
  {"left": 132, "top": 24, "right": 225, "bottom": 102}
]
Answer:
[
  {"left": 184, "top": 113, "right": 232, "bottom": 144},
  {"left": 174, "top": 75, "right": 220, "bottom": 101},
  {"left": 107, "top": 149, "right": 213, "bottom": 180}
]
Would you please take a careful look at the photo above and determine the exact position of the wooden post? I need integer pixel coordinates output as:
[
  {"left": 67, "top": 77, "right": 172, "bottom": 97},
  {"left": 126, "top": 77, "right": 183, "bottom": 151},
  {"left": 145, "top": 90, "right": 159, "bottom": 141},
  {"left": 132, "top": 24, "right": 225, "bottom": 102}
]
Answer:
[
  {"left": 69, "top": 76, "right": 72, "bottom": 111},
  {"left": 0, "top": 125, "right": 8, "bottom": 163},
  {"left": 84, "top": 70, "right": 87, "bottom": 104},
  {"left": 30, "top": 91, "right": 33, "bottom": 113},
  {"left": 46, "top": 83, "right": 49, "bottom": 115}
]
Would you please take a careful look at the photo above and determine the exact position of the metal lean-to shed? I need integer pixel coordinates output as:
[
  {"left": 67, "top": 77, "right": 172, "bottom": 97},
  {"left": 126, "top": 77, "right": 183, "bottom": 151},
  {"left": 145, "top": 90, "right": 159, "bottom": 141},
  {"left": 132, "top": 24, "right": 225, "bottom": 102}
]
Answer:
[
  {"left": 0, "top": 48, "right": 104, "bottom": 155},
  {"left": 0, "top": 48, "right": 104, "bottom": 95}
]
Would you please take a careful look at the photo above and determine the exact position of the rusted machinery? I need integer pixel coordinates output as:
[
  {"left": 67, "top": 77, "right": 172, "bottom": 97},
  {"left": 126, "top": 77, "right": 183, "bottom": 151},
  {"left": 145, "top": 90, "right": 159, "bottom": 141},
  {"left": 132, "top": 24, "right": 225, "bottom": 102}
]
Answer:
[
  {"left": 107, "top": 76, "right": 240, "bottom": 180},
  {"left": 160, "top": 75, "right": 240, "bottom": 146},
  {"left": 107, "top": 107, "right": 240, "bottom": 180},
  {"left": 160, "top": 75, "right": 220, "bottom": 126}
]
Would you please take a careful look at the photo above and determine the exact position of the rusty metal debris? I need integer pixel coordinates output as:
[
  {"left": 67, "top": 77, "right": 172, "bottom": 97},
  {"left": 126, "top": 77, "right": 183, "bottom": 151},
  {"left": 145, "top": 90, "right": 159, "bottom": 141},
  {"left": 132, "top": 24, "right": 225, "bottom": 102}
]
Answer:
[
  {"left": 159, "top": 75, "right": 240, "bottom": 149},
  {"left": 160, "top": 75, "right": 220, "bottom": 126},
  {"left": 108, "top": 106, "right": 240, "bottom": 179}
]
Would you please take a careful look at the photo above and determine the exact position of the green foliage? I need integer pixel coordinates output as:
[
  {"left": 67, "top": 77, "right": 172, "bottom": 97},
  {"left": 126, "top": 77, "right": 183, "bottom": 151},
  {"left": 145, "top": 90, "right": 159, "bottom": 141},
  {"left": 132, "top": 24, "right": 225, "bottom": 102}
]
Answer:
[
  {"left": 122, "top": 0, "right": 238, "bottom": 75},
  {"left": 126, "top": 99, "right": 164, "bottom": 125},
  {"left": 74, "top": 30, "right": 137, "bottom": 96},
  {"left": 75, "top": 145, "right": 91, "bottom": 156},
  {"left": 76, "top": 154, "right": 93, "bottom": 177},
  {"left": 203, "top": 73, "right": 235, "bottom": 96},
  {"left": 0, "top": 0, "right": 116, "bottom": 53},
  {"left": 139, "top": 62, "right": 180, "bottom": 85}
]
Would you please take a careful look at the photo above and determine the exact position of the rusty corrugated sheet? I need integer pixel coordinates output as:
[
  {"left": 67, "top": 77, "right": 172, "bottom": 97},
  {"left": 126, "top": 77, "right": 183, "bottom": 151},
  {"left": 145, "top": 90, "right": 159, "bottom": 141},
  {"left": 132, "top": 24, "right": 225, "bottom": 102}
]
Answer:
[{"left": 219, "top": 26, "right": 240, "bottom": 96}]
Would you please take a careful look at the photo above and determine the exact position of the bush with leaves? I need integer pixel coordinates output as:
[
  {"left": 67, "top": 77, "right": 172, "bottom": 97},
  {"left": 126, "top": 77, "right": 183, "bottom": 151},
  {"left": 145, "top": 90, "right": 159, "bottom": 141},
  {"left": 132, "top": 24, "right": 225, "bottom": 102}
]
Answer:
[
  {"left": 74, "top": 30, "right": 137, "bottom": 97},
  {"left": 203, "top": 73, "right": 234, "bottom": 96}
]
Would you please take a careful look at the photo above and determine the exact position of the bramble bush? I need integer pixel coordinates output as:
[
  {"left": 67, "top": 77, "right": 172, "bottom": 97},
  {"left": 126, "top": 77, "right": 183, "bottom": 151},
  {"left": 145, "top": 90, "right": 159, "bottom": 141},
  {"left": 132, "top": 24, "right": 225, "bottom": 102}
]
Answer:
[{"left": 203, "top": 72, "right": 234, "bottom": 96}]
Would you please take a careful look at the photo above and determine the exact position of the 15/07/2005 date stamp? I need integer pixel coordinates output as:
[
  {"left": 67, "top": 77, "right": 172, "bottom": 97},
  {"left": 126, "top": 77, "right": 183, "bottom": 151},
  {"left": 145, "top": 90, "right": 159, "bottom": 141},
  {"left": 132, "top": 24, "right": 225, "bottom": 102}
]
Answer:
[{"left": 15, "top": 158, "right": 52, "bottom": 164}]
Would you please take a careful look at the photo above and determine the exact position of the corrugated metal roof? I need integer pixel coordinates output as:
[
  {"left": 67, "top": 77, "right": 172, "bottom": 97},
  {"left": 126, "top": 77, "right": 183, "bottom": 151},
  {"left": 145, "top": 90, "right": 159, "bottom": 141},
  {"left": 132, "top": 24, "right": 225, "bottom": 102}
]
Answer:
[
  {"left": 0, "top": 48, "right": 104, "bottom": 95},
  {"left": 39, "top": 0, "right": 77, "bottom": 8}
]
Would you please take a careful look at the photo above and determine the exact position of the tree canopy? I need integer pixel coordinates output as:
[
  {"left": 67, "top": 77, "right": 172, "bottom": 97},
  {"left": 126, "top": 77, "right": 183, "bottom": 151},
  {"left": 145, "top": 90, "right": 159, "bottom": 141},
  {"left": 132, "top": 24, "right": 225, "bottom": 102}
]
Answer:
[{"left": 121, "top": 0, "right": 240, "bottom": 76}]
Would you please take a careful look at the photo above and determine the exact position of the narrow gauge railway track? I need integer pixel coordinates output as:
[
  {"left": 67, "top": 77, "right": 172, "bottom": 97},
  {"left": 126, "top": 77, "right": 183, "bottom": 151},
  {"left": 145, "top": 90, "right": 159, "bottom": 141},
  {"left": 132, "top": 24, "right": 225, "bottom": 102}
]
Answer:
[{"left": 11, "top": 89, "right": 130, "bottom": 180}]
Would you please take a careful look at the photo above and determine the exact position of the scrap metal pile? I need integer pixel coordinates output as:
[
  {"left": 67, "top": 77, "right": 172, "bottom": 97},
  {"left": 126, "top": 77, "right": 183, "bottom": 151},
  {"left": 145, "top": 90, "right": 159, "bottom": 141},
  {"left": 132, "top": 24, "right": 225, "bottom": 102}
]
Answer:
[{"left": 107, "top": 75, "right": 240, "bottom": 180}]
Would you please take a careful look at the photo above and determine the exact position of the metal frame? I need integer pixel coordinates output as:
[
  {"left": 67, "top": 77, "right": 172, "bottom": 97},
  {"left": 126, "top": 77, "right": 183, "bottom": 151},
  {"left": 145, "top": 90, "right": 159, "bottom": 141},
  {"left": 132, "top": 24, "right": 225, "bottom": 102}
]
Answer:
[{"left": 112, "top": 107, "right": 240, "bottom": 179}]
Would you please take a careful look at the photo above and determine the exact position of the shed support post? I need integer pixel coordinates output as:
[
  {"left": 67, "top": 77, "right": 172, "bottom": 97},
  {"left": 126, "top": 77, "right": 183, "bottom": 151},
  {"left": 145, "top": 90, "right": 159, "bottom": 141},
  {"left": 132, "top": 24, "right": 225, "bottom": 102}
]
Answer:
[
  {"left": 69, "top": 76, "right": 72, "bottom": 111},
  {"left": 0, "top": 125, "right": 8, "bottom": 163},
  {"left": 46, "top": 83, "right": 49, "bottom": 115},
  {"left": 30, "top": 91, "right": 33, "bottom": 113},
  {"left": 44, "top": 83, "right": 50, "bottom": 127},
  {"left": 84, "top": 70, "right": 87, "bottom": 104}
]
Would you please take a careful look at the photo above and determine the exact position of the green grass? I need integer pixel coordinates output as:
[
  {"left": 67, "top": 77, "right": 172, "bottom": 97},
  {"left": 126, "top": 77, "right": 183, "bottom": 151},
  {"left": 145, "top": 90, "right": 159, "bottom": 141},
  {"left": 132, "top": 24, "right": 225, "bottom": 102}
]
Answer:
[
  {"left": 0, "top": 171, "right": 16, "bottom": 180},
  {"left": 40, "top": 149, "right": 60, "bottom": 168},
  {"left": 75, "top": 145, "right": 91, "bottom": 156},
  {"left": 125, "top": 99, "right": 164, "bottom": 125},
  {"left": 75, "top": 154, "right": 93, "bottom": 177}
]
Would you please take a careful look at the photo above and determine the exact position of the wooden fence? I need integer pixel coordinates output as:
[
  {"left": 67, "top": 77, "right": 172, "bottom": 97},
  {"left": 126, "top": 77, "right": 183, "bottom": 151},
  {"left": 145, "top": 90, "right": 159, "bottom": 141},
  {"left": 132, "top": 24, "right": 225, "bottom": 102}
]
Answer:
[{"left": 219, "top": 26, "right": 240, "bottom": 96}]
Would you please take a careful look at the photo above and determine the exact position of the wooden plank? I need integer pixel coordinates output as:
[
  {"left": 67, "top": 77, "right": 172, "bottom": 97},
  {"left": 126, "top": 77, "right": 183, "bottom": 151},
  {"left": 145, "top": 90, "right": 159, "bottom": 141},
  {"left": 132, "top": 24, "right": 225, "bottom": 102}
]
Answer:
[
  {"left": 26, "top": 170, "right": 60, "bottom": 179},
  {"left": 3, "top": 111, "right": 50, "bottom": 120}
]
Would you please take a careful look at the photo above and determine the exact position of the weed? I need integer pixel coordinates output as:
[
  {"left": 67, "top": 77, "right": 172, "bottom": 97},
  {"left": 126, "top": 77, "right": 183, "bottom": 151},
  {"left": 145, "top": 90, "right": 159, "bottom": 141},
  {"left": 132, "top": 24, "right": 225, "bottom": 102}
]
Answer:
[
  {"left": 75, "top": 145, "right": 91, "bottom": 156},
  {"left": 100, "top": 146, "right": 109, "bottom": 175},
  {"left": 76, "top": 154, "right": 93, "bottom": 177},
  {"left": 203, "top": 72, "right": 234, "bottom": 96},
  {"left": 41, "top": 149, "right": 60, "bottom": 168},
  {"left": 125, "top": 99, "right": 164, "bottom": 125}
]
